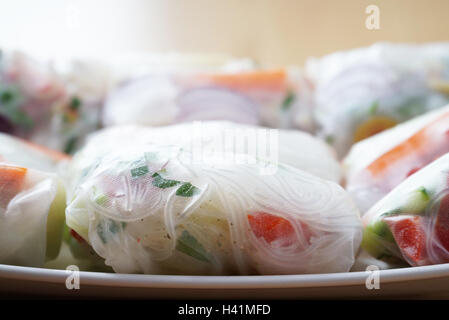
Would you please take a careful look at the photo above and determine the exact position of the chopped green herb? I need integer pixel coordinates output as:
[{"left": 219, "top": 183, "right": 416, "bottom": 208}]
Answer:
[
  {"left": 9, "top": 108, "right": 33, "bottom": 129},
  {"left": 97, "top": 223, "right": 107, "bottom": 244},
  {"left": 64, "top": 136, "right": 78, "bottom": 154},
  {"left": 176, "top": 230, "right": 210, "bottom": 262},
  {"left": 0, "top": 90, "right": 13, "bottom": 104},
  {"left": 281, "top": 91, "right": 296, "bottom": 111},
  {"left": 176, "top": 182, "right": 199, "bottom": 197},
  {"left": 369, "top": 101, "right": 379, "bottom": 116},
  {"left": 108, "top": 220, "right": 120, "bottom": 234},
  {"left": 325, "top": 135, "right": 334, "bottom": 145},
  {"left": 396, "top": 97, "right": 427, "bottom": 118},
  {"left": 69, "top": 96, "right": 82, "bottom": 111},
  {"left": 131, "top": 165, "right": 149, "bottom": 178},
  {"left": 151, "top": 172, "right": 180, "bottom": 188}
]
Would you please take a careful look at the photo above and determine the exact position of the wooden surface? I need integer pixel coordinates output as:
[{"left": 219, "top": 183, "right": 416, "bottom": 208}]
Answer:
[{"left": 0, "top": 0, "right": 448, "bottom": 65}]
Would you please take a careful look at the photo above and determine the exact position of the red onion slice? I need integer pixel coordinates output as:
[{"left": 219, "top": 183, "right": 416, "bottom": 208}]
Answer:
[{"left": 175, "top": 87, "right": 260, "bottom": 125}]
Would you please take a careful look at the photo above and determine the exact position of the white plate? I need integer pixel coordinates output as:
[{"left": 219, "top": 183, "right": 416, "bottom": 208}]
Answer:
[{"left": 1, "top": 263, "right": 449, "bottom": 299}]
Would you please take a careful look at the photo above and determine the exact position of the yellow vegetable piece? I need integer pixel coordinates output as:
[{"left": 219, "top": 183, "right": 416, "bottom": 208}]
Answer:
[{"left": 353, "top": 116, "right": 398, "bottom": 142}]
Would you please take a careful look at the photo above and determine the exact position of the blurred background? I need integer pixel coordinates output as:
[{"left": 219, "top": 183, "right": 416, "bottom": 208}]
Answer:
[{"left": 1, "top": 0, "right": 448, "bottom": 66}]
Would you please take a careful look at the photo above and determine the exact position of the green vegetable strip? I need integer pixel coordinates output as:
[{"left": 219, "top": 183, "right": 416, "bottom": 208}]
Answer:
[
  {"left": 176, "top": 230, "right": 211, "bottom": 263},
  {"left": 176, "top": 182, "right": 199, "bottom": 197},
  {"left": 151, "top": 173, "right": 181, "bottom": 188}
]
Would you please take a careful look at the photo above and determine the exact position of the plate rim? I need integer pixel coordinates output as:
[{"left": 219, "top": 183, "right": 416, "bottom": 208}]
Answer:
[{"left": 2, "top": 263, "right": 449, "bottom": 289}]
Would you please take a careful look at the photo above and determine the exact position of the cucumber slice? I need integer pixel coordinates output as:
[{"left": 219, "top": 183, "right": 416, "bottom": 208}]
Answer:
[
  {"left": 45, "top": 181, "right": 66, "bottom": 261},
  {"left": 362, "top": 221, "right": 395, "bottom": 259},
  {"left": 401, "top": 187, "right": 431, "bottom": 215}
]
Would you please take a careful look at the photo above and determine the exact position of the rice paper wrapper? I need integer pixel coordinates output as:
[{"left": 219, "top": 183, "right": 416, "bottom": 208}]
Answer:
[
  {"left": 66, "top": 121, "right": 342, "bottom": 195},
  {"left": 102, "top": 67, "right": 315, "bottom": 132},
  {"left": 362, "top": 153, "right": 449, "bottom": 267},
  {"left": 0, "top": 132, "right": 70, "bottom": 172},
  {"left": 306, "top": 42, "right": 449, "bottom": 157},
  {"left": 0, "top": 50, "right": 109, "bottom": 154},
  {"left": 344, "top": 105, "right": 449, "bottom": 213},
  {"left": 0, "top": 163, "right": 66, "bottom": 267},
  {"left": 66, "top": 144, "right": 361, "bottom": 275}
]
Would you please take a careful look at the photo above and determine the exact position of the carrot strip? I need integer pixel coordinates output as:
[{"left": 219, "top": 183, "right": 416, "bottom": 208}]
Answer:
[
  {"left": 367, "top": 112, "right": 449, "bottom": 176},
  {"left": 0, "top": 165, "right": 28, "bottom": 206},
  {"left": 198, "top": 69, "right": 287, "bottom": 92}
]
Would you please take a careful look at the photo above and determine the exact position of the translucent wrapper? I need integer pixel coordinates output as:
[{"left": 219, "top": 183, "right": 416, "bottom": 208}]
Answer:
[
  {"left": 306, "top": 42, "right": 449, "bottom": 157},
  {"left": 0, "top": 163, "right": 66, "bottom": 267},
  {"left": 68, "top": 121, "right": 341, "bottom": 191},
  {"left": 66, "top": 145, "right": 361, "bottom": 275},
  {"left": 362, "top": 153, "right": 449, "bottom": 267},
  {"left": 102, "top": 67, "right": 315, "bottom": 132},
  {"left": 0, "top": 50, "right": 109, "bottom": 153},
  {"left": 0, "top": 132, "right": 70, "bottom": 172},
  {"left": 344, "top": 105, "right": 449, "bottom": 213}
]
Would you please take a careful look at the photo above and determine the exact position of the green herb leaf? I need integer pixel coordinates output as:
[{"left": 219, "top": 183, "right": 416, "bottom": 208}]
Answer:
[
  {"left": 281, "top": 91, "right": 296, "bottom": 111},
  {"left": 69, "top": 96, "right": 82, "bottom": 111},
  {"left": 131, "top": 165, "right": 149, "bottom": 178},
  {"left": 325, "top": 135, "right": 334, "bottom": 145},
  {"left": 176, "top": 182, "right": 200, "bottom": 197},
  {"left": 151, "top": 172, "right": 180, "bottom": 188},
  {"left": 64, "top": 136, "right": 78, "bottom": 154},
  {"left": 0, "top": 90, "right": 14, "bottom": 104},
  {"left": 369, "top": 101, "right": 379, "bottom": 116},
  {"left": 176, "top": 230, "right": 210, "bottom": 262}
]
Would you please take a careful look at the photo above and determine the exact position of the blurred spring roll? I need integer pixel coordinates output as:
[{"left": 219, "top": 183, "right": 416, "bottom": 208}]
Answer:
[
  {"left": 344, "top": 105, "right": 449, "bottom": 212},
  {"left": 0, "top": 50, "right": 109, "bottom": 154},
  {"left": 306, "top": 42, "right": 449, "bottom": 157},
  {"left": 362, "top": 153, "right": 449, "bottom": 267},
  {"left": 102, "top": 68, "right": 315, "bottom": 132},
  {"left": 66, "top": 144, "right": 361, "bottom": 275},
  {"left": 0, "top": 163, "right": 66, "bottom": 267}
]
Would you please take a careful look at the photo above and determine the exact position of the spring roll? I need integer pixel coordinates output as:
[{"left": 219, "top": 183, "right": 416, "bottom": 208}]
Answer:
[
  {"left": 362, "top": 153, "right": 449, "bottom": 266},
  {"left": 66, "top": 144, "right": 361, "bottom": 275},
  {"left": 0, "top": 163, "right": 66, "bottom": 267},
  {"left": 102, "top": 68, "right": 315, "bottom": 132},
  {"left": 344, "top": 105, "right": 449, "bottom": 213},
  {"left": 69, "top": 121, "right": 342, "bottom": 185},
  {"left": 306, "top": 42, "right": 449, "bottom": 157},
  {"left": 0, "top": 50, "right": 108, "bottom": 154}
]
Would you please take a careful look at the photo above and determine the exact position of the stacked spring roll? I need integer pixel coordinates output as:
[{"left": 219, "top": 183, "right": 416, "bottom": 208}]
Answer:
[
  {"left": 0, "top": 134, "right": 67, "bottom": 267},
  {"left": 102, "top": 68, "right": 315, "bottom": 132},
  {"left": 65, "top": 123, "right": 361, "bottom": 275},
  {"left": 306, "top": 42, "right": 449, "bottom": 157},
  {"left": 0, "top": 50, "right": 110, "bottom": 154},
  {"left": 362, "top": 153, "right": 449, "bottom": 267},
  {"left": 344, "top": 105, "right": 449, "bottom": 212}
]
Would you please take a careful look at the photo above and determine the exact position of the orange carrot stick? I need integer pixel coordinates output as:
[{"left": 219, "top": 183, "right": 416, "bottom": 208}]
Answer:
[
  {"left": 197, "top": 69, "right": 288, "bottom": 92},
  {"left": 367, "top": 112, "right": 449, "bottom": 176},
  {"left": 0, "top": 164, "right": 28, "bottom": 206}
]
